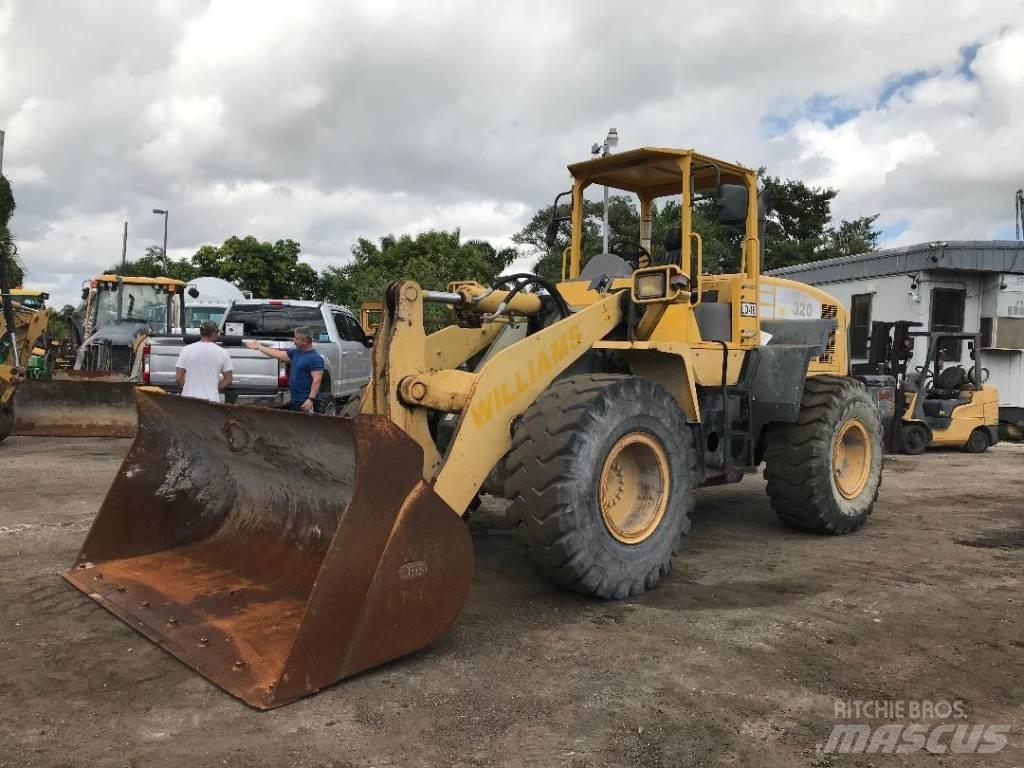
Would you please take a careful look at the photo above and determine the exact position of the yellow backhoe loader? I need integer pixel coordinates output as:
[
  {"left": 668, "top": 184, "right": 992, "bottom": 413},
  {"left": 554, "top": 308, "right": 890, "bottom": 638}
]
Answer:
[
  {"left": 1, "top": 253, "right": 49, "bottom": 441},
  {"left": 13, "top": 274, "right": 186, "bottom": 437},
  {"left": 65, "top": 148, "right": 883, "bottom": 709}
]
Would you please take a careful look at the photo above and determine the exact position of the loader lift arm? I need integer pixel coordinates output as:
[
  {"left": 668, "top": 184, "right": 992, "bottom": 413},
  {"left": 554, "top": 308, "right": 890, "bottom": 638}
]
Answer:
[{"left": 363, "top": 279, "right": 626, "bottom": 514}]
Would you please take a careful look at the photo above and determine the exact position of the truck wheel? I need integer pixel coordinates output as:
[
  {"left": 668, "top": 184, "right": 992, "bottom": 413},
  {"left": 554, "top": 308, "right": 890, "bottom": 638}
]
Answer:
[
  {"left": 0, "top": 404, "right": 12, "bottom": 442},
  {"left": 764, "top": 375, "right": 882, "bottom": 535},
  {"left": 900, "top": 423, "right": 930, "bottom": 455},
  {"left": 964, "top": 428, "right": 991, "bottom": 453},
  {"left": 505, "top": 374, "right": 695, "bottom": 599}
]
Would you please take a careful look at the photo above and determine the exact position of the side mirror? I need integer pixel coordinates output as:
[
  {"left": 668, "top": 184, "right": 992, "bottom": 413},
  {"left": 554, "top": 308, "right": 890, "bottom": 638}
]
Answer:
[
  {"left": 716, "top": 184, "right": 748, "bottom": 226},
  {"left": 187, "top": 286, "right": 200, "bottom": 299},
  {"left": 81, "top": 288, "right": 90, "bottom": 300},
  {"left": 544, "top": 218, "right": 559, "bottom": 248},
  {"left": 757, "top": 188, "right": 771, "bottom": 222},
  {"left": 968, "top": 341, "right": 975, "bottom": 350}
]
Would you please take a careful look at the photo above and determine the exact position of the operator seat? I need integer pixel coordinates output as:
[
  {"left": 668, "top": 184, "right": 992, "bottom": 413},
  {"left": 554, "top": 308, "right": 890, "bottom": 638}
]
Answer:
[
  {"left": 929, "top": 365, "right": 968, "bottom": 399},
  {"left": 922, "top": 365, "right": 971, "bottom": 423},
  {"left": 663, "top": 228, "right": 731, "bottom": 342}
]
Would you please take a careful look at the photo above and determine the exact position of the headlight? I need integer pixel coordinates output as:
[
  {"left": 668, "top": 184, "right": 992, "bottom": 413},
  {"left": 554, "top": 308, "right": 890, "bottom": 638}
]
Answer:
[{"left": 635, "top": 272, "right": 667, "bottom": 300}]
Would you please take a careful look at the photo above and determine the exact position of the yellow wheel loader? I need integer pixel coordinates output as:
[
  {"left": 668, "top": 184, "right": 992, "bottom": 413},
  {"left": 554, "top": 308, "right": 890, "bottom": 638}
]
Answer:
[
  {"left": 64, "top": 148, "right": 883, "bottom": 708},
  {"left": 1, "top": 252, "right": 49, "bottom": 441},
  {"left": 13, "top": 274, "right": 186, "bottom": 437}
]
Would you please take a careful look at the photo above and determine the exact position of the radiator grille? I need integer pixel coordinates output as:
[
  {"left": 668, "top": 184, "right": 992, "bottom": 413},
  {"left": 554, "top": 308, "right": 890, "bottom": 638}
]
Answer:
[{"left": 819, "top": 304, "right": 838, "bottom": 365}]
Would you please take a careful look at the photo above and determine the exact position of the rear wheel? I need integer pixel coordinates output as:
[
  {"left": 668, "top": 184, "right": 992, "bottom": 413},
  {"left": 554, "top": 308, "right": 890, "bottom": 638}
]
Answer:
[
  {"left": 764, "top": 375, "right": 883, "bottom": 535},
  {"left": 965, "top": 427, "right": 991, "bottom": 453},
  {"left": 900, "top": 422, "right": 930, "bottom": 455},
  {"left": 505, "top": 374, "right": 695, "bottom": 599}
]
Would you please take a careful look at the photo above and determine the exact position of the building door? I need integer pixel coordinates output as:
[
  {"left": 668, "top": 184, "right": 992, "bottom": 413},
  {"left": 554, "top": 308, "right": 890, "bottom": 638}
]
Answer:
[
  {"left": 930, "top": 288, "right": 966, "bottom": 361},
  {"left": 850, "top": 293, "right": 873, "bottom": 359}
]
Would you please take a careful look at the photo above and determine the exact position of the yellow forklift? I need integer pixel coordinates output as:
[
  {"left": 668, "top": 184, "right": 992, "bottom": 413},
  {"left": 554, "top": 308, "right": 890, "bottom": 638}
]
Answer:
[{"left": 852, "top": 321, "right": 999, "bottom": 454}]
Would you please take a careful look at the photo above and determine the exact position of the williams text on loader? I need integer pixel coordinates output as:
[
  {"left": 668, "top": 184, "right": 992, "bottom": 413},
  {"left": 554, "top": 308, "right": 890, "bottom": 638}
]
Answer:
[
  {"left": 13, "top": 274, "right": 186, "bottom": 437},
  {"left": 65, "top": 148, "right": 883, "bottom": 708}
]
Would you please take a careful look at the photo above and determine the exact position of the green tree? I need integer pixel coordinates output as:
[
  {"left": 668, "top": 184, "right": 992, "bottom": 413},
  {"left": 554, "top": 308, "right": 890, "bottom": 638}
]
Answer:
[
  {"left": 106, "top": 247, "right": 198, "bottom": 281},
  {"left": 46, "top": 306, "right": 71, "bottom": 340},
  {"left": 759, "top": 173, "right": 837, "bottom": 270},
  {"left": 822, "top": 214, "right": 881, "bottom": 259},
  {"left": 187, "top": 236, "right": 319, "bottom": 298},
  {"left": 319, "top": 229, "right": 517, "bottom": 328},
  {"left": 0, "top": 174, "right": 25, "bottom": 286}
]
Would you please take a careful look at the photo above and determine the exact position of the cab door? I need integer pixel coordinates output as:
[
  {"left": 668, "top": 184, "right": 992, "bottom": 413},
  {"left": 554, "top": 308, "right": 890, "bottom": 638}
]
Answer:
[{"left": 330, "top": 309, "right": 372, "bottom": 395}]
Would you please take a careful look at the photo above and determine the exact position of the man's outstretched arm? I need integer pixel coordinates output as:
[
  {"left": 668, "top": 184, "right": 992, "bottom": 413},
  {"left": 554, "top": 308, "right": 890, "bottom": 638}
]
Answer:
[{"left": 244, "top": 340, "right": 290, "bottom": 362}]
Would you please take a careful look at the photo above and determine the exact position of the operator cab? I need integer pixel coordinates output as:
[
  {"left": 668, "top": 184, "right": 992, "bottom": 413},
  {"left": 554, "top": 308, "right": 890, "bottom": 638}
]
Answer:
[{"left": 547, "top": 148, "right": 768, "bottom": 348}]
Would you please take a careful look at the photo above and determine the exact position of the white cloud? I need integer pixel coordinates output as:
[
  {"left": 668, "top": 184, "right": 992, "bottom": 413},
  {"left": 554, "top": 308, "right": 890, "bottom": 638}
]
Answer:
[
  {"left": 779, "top": 26, "right": 1024, "bottom": 244},
  {"left": 1, "top": 0, "right": 1023, "bottom": 305}
]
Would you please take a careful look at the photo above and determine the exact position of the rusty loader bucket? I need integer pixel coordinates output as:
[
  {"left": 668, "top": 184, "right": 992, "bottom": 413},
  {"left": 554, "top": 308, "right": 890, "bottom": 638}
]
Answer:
[
  {"left": 62, "top": 391, "right": 475, "bottom": 708},
  {"left": 13, "top": 374, "right": 138, "bottom": 437}
]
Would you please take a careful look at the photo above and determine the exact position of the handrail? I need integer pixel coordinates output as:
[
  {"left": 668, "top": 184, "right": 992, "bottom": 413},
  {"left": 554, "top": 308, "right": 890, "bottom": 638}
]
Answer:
[{"left": 690, "top": 232, "right": 703, "bottom": 305}]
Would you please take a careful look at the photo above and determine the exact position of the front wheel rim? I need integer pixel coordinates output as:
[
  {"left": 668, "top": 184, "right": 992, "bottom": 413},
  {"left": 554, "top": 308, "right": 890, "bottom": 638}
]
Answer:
[
  {"left": 599, "top": 432, "right": 670, "bottom": 544},
  {"left": 833, "top": 418, "right": 871, "bottom": 499}
]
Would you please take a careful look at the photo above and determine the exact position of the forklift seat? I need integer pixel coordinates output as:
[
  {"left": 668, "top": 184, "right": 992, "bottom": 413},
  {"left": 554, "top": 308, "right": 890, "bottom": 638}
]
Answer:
[{"left": 929, "top": 365, "right": 968, "bottom": 399}]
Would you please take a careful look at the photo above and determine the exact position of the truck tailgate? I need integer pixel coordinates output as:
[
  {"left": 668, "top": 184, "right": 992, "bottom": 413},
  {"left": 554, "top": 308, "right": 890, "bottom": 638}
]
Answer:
[
  {"left": 224, "top": 344, "right": 283, "bottom": 391},
  {"left": 146, "top": 337, "right": 285, "bottom": 392}
]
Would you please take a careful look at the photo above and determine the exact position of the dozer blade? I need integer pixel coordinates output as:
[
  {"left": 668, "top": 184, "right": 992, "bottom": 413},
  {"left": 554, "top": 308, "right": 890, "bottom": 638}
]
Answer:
[
  {"left": 13, "top": 378, "right": 138, "bottom": 437},
  {"left": 62, "top": 391, "right": 475, "bottom": 709}
]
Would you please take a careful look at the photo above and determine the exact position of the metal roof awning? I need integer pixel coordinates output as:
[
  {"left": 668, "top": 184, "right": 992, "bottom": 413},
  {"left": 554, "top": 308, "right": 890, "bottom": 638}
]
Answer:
[
  {"left": 95, "top": 275, "right": 187, "bottom": 287},
  {"left": 767, "top": 241, "right": 1024, "bottom": 283},
  {"left": 567, "top": 148, "right": 753, "bottom": 198}
]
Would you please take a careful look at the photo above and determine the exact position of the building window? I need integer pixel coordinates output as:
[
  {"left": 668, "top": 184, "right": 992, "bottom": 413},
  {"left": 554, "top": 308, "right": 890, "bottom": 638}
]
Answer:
[
  {"left": 930, "top": 288, "right": 966, "bottom": 361},
  {"left": 980, "top": 317, "right": 993, "bottom": 348},
  {"left": 850, "top": 293, "right": 872, "bottom": 358}
]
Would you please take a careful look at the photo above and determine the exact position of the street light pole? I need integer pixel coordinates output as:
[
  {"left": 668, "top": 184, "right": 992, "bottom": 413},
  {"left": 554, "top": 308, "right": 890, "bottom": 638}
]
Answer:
[
  {"left": 591, "top": 128, "right": 618, "bottom": 253},
  {"left": 152, "top": 208, "right": 169, "bottom": 271}
]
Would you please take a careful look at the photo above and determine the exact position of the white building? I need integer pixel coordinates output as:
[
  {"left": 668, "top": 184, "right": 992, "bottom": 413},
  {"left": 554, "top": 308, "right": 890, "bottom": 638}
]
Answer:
[{"left": 769, "top": 241, "right": 1024, "bottom": 427}]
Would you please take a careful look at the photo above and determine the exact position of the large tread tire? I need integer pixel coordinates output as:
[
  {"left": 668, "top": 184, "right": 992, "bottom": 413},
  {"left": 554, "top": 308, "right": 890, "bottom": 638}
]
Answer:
[
  {"left": 900, "top": 422, "right": 930, "bottom": 455},
  {"left": 964, "top": 427, "right": 991, "bottom": 454},
  {"left": 0, "top": 403, "right": 13, "bottom": 442},
  {"left": 504, "top": 374, "right": 696, "bottom": 599},
  {"left": 764, "top": 375, "right": 883, "bottom": 535}
]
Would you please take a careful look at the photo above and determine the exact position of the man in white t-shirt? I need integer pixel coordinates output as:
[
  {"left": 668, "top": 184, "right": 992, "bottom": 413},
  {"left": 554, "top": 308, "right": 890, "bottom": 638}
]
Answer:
[{"left": 175, "top": 321, "right": 234, "bottom": 402}]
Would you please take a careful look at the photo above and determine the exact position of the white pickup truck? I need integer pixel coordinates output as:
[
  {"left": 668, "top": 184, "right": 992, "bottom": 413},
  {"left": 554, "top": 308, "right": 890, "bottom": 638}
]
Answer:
[{"left": 144, "top": 299, "right": 372, "bottom": 414}]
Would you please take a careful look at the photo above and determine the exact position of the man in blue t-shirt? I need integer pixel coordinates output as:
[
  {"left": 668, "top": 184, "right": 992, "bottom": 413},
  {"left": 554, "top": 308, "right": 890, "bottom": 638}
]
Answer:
[{"left": 245, "top": 326, "right": 325, "bottom": 412}]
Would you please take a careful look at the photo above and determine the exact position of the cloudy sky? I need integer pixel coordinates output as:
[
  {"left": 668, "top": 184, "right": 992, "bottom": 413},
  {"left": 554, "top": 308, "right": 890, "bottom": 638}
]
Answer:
[{"left": 2, "top": 0, "right": 1023, "bottom": 306}]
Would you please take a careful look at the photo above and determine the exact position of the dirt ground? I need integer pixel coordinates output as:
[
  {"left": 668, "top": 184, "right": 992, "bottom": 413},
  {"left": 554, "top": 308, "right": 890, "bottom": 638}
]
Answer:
[{"left": 1, "top": 436, "right": 1022, "bottom": 767}]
